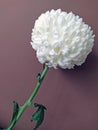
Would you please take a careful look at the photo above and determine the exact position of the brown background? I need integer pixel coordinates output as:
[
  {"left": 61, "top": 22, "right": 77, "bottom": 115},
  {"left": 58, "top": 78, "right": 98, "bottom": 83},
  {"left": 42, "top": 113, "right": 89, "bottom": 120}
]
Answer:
[{"left": 0, "top": 0, "right": 98, "bottom": 130}]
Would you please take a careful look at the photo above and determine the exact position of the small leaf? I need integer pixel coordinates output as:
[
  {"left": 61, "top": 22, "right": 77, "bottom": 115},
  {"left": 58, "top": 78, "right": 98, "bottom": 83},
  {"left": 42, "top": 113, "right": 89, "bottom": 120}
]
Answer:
[
  {"left": 31, "top": 103, "right": 46, "bottom": 130},
  {"left": 11, "top": 101, "right": 19, "bottom": 123},
  {"left": 36, "top": 73, "right": 41, "bottom": 82}
]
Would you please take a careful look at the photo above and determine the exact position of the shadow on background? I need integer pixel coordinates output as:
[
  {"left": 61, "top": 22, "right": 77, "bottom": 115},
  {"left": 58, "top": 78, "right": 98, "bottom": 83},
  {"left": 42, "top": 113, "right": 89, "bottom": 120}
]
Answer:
[{"left": 60, "top": 52, "right": 98, "bottom": 89}]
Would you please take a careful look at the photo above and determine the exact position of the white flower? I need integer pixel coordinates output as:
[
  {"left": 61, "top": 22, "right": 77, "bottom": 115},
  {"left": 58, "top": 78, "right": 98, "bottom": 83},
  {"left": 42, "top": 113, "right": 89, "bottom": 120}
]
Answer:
[{"left": 31, "top": 9, "right": 95, "bottom": 69}]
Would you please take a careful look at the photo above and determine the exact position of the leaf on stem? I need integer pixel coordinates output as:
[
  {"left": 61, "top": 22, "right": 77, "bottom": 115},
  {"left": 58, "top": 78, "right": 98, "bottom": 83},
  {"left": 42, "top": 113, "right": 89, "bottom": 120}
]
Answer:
[
  {"left": 10, "top": 101, "right": 19, "bottom": 123},
  {"left": 31, "top": 103, "right": 46, "bottom": 130},
  {"left": 36, "top": 73, "right": 41, "bottom": 82}
]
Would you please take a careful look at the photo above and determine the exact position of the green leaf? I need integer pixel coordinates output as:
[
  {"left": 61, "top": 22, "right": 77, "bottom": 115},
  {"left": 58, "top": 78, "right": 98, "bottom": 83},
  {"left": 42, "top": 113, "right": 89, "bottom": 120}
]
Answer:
[
  {"left": 36, "top": 73, "right": 41, "bottom": 82},
  {"left": 31, "top": 103, "right": 46, "bottom": 130},
  {"left": 11, "top": 101, "right": 19, "bottom": 123}
]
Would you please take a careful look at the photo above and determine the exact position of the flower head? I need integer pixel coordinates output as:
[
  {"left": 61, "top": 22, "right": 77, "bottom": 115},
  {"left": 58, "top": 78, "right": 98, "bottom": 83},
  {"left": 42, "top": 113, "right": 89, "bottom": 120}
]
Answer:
[{"left": 31, "top": 9, "right": 95, "bottom": 69}]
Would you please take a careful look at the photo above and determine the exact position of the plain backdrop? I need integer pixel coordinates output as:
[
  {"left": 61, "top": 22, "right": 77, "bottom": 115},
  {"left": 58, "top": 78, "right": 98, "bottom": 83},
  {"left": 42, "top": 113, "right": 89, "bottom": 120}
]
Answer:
[{"left": 0, "top": 0, "right": 98, "bottom": 130}]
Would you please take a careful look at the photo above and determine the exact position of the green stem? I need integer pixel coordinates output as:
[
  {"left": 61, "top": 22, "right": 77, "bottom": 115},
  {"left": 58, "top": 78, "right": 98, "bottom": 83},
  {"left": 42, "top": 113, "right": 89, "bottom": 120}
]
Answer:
[{"left": 6, "top": 65, "right": 49, "bottom": 130}]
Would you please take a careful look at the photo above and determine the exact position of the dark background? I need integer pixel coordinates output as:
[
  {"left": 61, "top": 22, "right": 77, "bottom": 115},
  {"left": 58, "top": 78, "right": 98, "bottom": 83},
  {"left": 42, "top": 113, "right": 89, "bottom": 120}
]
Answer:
[{"left": 0, "top": 0, "right": 98, "bottom": 130}]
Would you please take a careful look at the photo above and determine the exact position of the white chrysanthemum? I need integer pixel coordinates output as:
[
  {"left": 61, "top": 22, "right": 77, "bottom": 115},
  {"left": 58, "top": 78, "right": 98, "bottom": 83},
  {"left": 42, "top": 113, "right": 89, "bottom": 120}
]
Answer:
[{"left": 31, "top": 9, "right": 95, "bottom": 69}]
